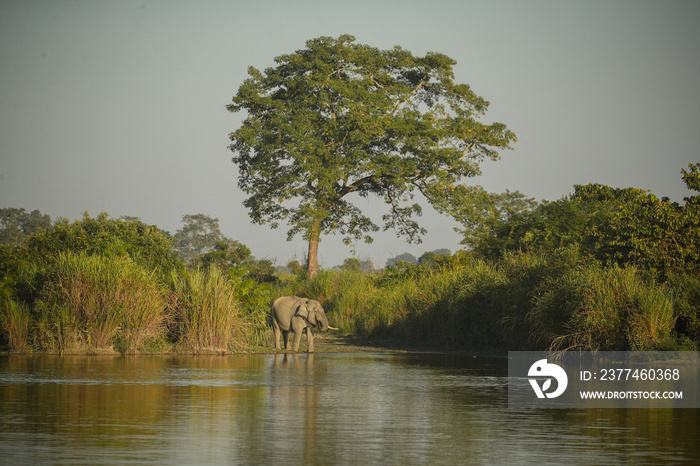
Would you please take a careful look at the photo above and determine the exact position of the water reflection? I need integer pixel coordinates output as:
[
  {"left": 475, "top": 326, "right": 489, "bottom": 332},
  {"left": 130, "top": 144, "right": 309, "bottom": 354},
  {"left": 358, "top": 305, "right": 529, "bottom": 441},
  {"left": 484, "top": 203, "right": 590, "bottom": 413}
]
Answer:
[{"left": 0, "top": 353, "right": 698, "bottom": 464}]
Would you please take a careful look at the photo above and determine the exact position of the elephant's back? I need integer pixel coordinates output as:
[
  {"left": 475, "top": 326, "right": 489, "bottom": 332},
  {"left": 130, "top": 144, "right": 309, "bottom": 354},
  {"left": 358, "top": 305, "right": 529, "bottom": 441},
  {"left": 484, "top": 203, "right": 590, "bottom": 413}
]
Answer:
[
  {"left": 271, "top": 295, "right": 301, "bottom": 328},
  {"left": 272, "top": 295, "right": 301, "bottom": 309}
]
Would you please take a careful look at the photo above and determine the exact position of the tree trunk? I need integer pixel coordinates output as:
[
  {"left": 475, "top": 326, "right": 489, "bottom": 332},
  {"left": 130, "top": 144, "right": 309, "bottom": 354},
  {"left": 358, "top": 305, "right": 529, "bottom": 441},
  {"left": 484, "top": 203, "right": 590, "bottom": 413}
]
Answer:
[{"left": 306, "top": 218, "right": 322, "bottom": 279}]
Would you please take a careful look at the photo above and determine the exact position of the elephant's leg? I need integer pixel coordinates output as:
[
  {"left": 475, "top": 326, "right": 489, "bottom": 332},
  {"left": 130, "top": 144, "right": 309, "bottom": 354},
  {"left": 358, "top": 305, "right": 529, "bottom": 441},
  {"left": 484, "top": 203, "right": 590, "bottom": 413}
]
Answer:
[
  {"left": 306, "top": 328, "right": 314, "bottom": 353},
  {"left": 282, "top": 331, "right": 290, "bottom": 350},
  {"left": 292, "top": 328, "right": 303, "bottom": 352},
  {"left": 273, "top": 320, "right": 282, "bottom": 350}
]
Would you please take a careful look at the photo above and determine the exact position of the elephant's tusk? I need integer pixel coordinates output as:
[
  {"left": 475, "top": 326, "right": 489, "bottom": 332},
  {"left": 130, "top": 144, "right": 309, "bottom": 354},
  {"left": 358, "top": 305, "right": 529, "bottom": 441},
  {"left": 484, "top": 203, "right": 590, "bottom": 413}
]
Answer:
[{"left": 327, "top": 326, "right": 339, "bottom": 330}]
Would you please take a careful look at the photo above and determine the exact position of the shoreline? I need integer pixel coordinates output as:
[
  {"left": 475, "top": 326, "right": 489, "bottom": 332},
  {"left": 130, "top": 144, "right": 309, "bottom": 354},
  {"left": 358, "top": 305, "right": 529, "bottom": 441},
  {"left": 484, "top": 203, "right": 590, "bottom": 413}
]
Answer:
[{"left": 0, "top": 334, "right": 508, "bottom": 357}]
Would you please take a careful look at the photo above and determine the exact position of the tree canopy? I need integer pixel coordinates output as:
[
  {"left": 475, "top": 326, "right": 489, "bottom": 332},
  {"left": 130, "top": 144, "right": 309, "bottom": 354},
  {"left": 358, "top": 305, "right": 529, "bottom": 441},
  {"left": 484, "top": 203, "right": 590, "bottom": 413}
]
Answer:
[
  {"left": 227, "top": 35, "right": 516, "bottom": 277},
  {"left": 172, "top": 214, "right": 249, "bottom": 266},
  {"left": 2, "top": 212, "right": 181, "bottom": 276},
  {"left": 0, "top": 208, "right": 51, "bottom": 245},
  {"left": 462, "top": 164, "right": 700, "bottom": 277}
]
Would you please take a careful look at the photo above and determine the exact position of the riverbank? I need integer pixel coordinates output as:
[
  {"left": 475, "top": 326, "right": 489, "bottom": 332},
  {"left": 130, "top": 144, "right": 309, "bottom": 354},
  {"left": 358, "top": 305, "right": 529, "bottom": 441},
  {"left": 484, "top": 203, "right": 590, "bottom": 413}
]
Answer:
[
  {"left": 0, "top": 332, "right": 505, "bottom": 357},
  {"left": 0, "top": 333, "right": 497, "bottom": 356}
]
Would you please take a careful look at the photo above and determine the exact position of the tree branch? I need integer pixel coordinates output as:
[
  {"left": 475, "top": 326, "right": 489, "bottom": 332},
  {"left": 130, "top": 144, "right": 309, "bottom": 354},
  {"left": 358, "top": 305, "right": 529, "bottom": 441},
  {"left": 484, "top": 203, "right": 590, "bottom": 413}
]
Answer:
[
  {"left": 335, "top": 174, "right": 377, "bottom": 199},
  {"left": 389, "top": 76, "right": 427, "bottom": 117}
]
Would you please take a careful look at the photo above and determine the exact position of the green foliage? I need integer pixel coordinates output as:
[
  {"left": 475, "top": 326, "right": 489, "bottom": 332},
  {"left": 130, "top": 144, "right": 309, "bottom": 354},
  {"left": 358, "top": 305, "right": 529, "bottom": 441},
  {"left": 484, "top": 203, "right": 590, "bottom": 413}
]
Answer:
[
  {"left": 0, "top": 211, "right": 272, "bottom": 353},
  {"left": 169, "top": 267, "right": 253, "bottom": 352},
  {"left": 385, "top": 252, "right": 418, "bottom": 268},
  {"left": 33, "top": 252, "right": 168, "bottom": 353},
  {"left": 197, "top": 240, "right": 252, "bottom": 270},
  {"left": 666, "top": 272, "right": 700, "bottom": 344},
  {"left": 23, "top": 212, "right": 181, "bottom": 275},
  {"left": 465, "top": 167, "right": 700, "bottom": 278},
  {"left": 682, "top": 163, "right": 700, "bottom": 195},
  {"left": 286, "top": 259, "right": 305, "bottom": 276},
  {"left": 0, "top": 208, "right": 51, "bottom": 245},
  {"left": 418, "top": 249, "right": 451, "bottom": 267},
  {"left": 290, "top": 247, "right": 697, "bottom": 351},
  {"left": 225, "top": 266, "right": 274, "bottom": 345},
  {"left": 0, "top": 298, "right": 30, "bottom": 351},
  {"left": 531, "top": 265, "right": 677, "bottom": 351},
  {"left": 457, "top": 189, "right": 537, "bottom": 254},
  {"left": 228, "top": 35, "right": 516, "bottom": 275},
  {"left": 173, "top": 213, "right": 250, "bottom": 267},
  {"left": 341, "top": 257, "right": 362, "bottom": 273}
]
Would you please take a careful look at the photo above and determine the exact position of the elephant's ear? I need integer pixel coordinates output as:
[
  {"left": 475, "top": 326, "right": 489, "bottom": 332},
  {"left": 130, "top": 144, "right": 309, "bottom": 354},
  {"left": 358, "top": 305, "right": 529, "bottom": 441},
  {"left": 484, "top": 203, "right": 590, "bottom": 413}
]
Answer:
[{"left": 295, "top": 300, "right": 309, "bottom": 319}]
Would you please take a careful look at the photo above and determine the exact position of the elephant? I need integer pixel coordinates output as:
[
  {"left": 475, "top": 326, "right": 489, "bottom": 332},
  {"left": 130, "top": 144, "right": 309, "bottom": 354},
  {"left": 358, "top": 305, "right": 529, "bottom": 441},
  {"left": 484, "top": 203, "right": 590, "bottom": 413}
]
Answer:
[{"left": 271, "top": 296, "right": 337, "bottom": 352}]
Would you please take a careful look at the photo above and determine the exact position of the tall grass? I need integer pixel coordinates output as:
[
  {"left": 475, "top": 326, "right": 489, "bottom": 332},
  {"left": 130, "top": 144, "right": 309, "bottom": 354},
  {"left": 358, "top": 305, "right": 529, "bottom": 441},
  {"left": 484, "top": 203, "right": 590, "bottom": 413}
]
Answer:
[
  {"left": 1, "top": 252, "right": 270, "bottom": 353},
  {"left": 2, "top": 245, "right": 696, "bottom": 353},
  {"left": 35, "top": 252, "right": 167, "bottom": 352},
  {"left": 532, "top": 265, "right": 677, "bottom": 351},
  {"left": 292, "top": 251, "right": 572, "bottom": 349},
  {"left": 169, "top": 267, "right": 251, "bottom": 352},
  {"left": 1, "top": 299, "right": 30, "bottom": 352},
  {"left": 291, "top": 247, "right": 695, "bottom": 352},
  {"left": 224, "top": 266, "right": 276, "bottom": 346}
]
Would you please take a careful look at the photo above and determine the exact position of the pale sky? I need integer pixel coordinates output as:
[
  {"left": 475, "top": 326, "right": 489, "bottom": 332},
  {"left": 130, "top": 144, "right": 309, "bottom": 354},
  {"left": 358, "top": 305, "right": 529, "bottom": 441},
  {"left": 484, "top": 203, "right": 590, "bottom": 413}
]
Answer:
[{"left": 1, "top": 0, "right": 699, "bottom": 268}]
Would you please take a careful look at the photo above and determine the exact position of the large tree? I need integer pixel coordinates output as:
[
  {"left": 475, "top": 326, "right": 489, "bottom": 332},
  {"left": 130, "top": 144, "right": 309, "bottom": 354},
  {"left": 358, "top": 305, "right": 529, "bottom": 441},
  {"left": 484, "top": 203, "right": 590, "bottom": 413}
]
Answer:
[
  {"left": 172, "top": 214, "right": 247, "bottom": 266},
  {"left": 227, "top": 35, "right": 516, "bottom": 277}
]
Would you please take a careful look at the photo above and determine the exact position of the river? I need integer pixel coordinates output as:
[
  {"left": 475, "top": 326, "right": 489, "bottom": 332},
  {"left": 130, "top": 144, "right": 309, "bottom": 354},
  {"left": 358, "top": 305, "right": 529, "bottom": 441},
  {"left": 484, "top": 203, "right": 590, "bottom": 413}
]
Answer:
[{"left": 0, "top": 353, "right": 697, "bottom": 464}]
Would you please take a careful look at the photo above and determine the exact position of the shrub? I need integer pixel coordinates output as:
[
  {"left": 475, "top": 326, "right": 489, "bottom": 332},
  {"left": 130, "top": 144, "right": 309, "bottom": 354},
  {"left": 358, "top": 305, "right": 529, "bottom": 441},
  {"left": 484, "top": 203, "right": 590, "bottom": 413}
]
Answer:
[
  {"left": 169, "top": 267, "right": 251, "bottom": 352},
  {"left": 35, "top": 252, "right": 168, "bottom": 352},
  {"left": 0, "top": 298, "right": 30, "bottom": 351},
  {"left": 531, "top": 265, "right": 678, "bottom": 351},
  {"left": 25, "top": 213, "right": 182, "bottom": 276}
]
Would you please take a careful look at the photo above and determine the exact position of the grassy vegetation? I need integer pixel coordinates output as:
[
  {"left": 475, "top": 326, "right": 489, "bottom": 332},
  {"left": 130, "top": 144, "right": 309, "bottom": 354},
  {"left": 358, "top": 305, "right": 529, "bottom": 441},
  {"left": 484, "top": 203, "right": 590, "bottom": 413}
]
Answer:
[
  {"left": 170, "top": 267, "right": 257, "bottom": 352},
  {"left": 1, "top": 185, "right": 698, "bottom": 354},
  {"left": 288, "top": 247, "right": 698, "bottom": 352},
  {"left": 0, "top": 252, "right": 272, "bottom": 354},
  {"left": 0, "top": 215, "right": 273, "bottom": 353},
  {"left": 2, "top": 243, "right": 697, "bottom": 353},
  {"left": 34, "top": 252, "right": 168, "bottom": 353}
]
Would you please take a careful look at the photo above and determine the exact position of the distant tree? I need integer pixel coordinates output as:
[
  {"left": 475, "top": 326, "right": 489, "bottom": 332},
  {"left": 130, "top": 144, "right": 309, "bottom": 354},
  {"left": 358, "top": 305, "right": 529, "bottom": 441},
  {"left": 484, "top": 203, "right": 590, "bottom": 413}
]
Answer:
[
  {"left": 359, "top": 259, "right": 376, "bottom": 273},
  {"left": 242, "top": 258, "right": 276, "bottom": 283},
  {"left": 287, "top": 259, "right": 305, "bottom": 275},
  {"left": 457, "top": 189, "right": 537, "bottom": 253},
  {"left": 418, "top": 249, "right": 451, "bottom": 267},
  {"left": 0, "top": 208, "right": 51, "bottom": 245},
  {"left": 341, "top": 257, "right": 362, "bottom": 272},
  {"left": 119, "top": 215, "right": 141, "bottom": 223},
  {"left": 173, "top": 214, "right": 234, "bottom": 265},
  {"left": 386, "top": 252, "right": 418, "bottom": 268},
  {"left": 227, "top": 35, "right": 516, "bottom": 278},
  {"left": 197, "top": 240, "right": 251, "bottom": 270}
]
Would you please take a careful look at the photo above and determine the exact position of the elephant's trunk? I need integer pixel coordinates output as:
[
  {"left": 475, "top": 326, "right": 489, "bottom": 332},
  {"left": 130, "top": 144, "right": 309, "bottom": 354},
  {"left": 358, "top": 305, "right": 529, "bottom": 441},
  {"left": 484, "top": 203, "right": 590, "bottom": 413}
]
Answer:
[{"left": 317, "top": 314, "right": 330, "bottom": 332}]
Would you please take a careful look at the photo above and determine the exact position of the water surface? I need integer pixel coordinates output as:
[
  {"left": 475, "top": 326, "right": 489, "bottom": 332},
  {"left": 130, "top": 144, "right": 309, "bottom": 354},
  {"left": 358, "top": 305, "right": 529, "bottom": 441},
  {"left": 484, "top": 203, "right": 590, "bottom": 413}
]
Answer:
[{"left": 0, "top": 353, "right": 697, "bottom": 464}]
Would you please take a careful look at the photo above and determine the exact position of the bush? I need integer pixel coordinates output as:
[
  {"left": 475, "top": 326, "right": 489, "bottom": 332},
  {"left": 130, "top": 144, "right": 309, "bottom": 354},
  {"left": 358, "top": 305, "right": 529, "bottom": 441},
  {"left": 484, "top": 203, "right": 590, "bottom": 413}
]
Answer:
[
  {"left": 169, "top": 267, "right": 252, "bottom": 352},
  {"left": 531, "top": 265, "right": 678, "bottom": 351},
  {"left": 667, "top": 273, "right": 700, "bottom": 345},
  {"left": 25, "top": 213, "right": 182, "bottom": 276},
  {"left": 287, "top": 247, "right": 696, "bottom": 352},
  {"left": 0, "top": 298, "right": 30, "bottom": 352},
  {"left": 34, "top": 252, "right": 168, "bottom": 352}
]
